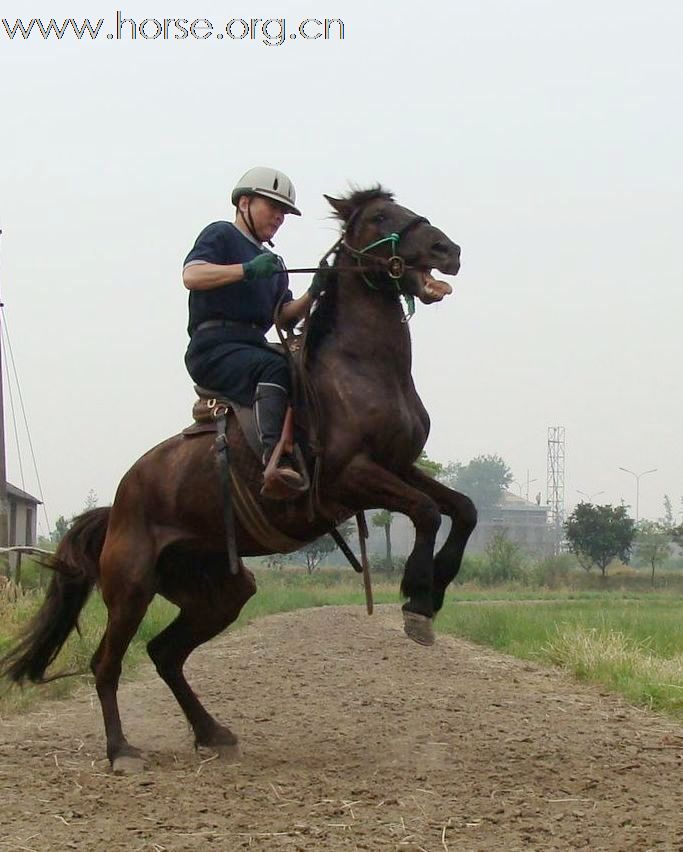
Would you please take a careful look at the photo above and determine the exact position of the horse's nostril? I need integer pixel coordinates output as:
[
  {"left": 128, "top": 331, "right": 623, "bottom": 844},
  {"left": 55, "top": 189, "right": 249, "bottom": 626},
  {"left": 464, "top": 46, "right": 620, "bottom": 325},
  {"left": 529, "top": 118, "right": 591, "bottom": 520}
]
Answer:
[{"left": 432, "top": 241, "right": 450, "bottom": 255}]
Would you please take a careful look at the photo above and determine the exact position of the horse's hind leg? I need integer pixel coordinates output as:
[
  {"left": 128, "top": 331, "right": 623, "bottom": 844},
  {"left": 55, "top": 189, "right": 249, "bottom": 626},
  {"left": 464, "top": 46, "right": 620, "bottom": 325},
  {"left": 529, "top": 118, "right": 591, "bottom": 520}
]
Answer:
[
  {"left": 93, "top": 543, "right": 156, "bottom": 773},
  {"left": 148, "top": 561, "right": 255, "bottom": 758},
  {"left": 406, "top": 467, "right": 477, "bottom": 613}
]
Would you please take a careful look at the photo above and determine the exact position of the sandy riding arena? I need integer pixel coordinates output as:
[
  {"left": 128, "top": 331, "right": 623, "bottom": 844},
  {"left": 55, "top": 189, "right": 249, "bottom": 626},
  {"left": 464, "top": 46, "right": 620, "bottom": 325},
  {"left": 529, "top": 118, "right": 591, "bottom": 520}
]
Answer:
[{"left": 1, "top": 605, "right": 682, "bottom": 851}]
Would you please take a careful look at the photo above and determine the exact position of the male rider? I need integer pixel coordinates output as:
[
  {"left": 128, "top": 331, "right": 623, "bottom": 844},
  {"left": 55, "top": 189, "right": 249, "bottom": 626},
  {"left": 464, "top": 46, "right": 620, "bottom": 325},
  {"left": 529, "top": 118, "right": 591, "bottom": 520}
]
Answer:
[{"left": 183, "top": 166, "right": 314, "bottom": 497}]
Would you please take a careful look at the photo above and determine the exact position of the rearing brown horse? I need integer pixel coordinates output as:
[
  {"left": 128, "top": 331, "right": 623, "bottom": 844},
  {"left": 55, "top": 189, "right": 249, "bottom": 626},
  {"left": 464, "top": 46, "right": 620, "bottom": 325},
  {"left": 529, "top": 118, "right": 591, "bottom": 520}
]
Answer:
[{"left": 1, "top": 187, "right": 477, "bottom": 772}]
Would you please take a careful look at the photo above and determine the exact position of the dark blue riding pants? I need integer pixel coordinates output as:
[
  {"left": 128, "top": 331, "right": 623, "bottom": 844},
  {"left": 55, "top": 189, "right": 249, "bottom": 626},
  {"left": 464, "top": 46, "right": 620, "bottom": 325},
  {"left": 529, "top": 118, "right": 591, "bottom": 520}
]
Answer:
[{"left": 184, "top": 327, "right": 290, "bottom": 406}]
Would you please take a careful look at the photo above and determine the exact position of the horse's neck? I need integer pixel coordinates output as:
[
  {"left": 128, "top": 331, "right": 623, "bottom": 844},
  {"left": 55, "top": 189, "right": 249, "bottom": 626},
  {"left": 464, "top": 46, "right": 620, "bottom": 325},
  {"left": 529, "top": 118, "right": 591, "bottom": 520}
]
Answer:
[{"left": 331, "top": 269, "right": 412, "bottom": 367}]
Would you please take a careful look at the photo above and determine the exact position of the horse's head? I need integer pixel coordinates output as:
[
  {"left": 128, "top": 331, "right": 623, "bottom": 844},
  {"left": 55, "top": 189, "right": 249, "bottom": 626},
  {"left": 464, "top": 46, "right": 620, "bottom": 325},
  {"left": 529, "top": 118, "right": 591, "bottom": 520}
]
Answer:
[{"left": 325, "top": 187, "right": 460, "bottom": 304}]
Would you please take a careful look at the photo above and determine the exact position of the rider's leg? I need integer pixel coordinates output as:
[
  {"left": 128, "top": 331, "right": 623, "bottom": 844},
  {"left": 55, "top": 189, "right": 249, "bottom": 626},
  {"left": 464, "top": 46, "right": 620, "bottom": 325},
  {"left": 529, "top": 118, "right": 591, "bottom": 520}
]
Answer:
[{"left": 254, "top": 381, "right": 303, "bottom": 486}]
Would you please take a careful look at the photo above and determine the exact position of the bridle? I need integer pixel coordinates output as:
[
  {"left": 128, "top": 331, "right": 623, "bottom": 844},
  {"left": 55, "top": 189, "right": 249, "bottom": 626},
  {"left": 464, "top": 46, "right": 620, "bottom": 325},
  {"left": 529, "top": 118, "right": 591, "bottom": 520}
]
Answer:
[
  {"left": 283, "top": 205, "right": 430, "bottom": 319},
  {"left": 341, "top": 209, "right": 429, "bottom": 278},
  {"left": 336, "top": 208, "right": 430, "bottom": 318}
]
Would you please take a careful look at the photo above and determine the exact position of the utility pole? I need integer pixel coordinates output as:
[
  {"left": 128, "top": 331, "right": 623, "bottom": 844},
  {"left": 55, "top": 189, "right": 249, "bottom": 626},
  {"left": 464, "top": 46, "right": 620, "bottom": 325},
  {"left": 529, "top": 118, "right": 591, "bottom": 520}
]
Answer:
[
  {"left": 547, "top": 426, "right": 566, "bottom": 555},
  {"left": 0, "top": 228, "right": 9, "bottom": 576}
]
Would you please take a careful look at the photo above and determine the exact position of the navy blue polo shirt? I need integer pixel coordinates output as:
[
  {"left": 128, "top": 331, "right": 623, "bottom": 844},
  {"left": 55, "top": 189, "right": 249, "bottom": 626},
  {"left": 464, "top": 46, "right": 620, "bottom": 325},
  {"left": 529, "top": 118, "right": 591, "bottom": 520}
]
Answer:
[{"left": 184, "top": 221, "right": 292, "bottom": 335}]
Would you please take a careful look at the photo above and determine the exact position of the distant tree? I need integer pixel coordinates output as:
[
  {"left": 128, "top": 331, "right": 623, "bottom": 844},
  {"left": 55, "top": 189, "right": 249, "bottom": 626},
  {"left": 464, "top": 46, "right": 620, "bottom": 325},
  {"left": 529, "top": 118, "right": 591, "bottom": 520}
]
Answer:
[
  {"left": 438, "top": 461, "right": 459, "bottom": 486},
  {"left": 37, "top": 535, "right": 55, "bottom": 551},
  {"left": 50, "top": 515, "right": 71, "bottom": 544},
  {"left": 635, "top": 521, "right": 671, "bottom": 586},
  {"left": 415, "top": 451, "right": 443, "bottom": 479},
  {"left": 662, "top": 495, "right": 675, "bottom": 529},
  {"left": 671, "top": 522, "right": 683, "bottom": 549},
  {"left": 337, "top": 519, "right": 355, "bottom": 540},
  {"left": 372, "top": 510, "right": 393, "bottom": 571},
  {"left": 299, "top": 535, "right": 336, "bottom": 573},
  {"left": 564, "top": 503, "right": 635, "bottom": 577},
  {"left": 84, "top": 489, "right": 98, "bottom": 511},
  {"left": 440, "top": 454, "right": 512, "bottom": 511},
  {"left": 297, "top": 519, "right": 355, "bottom": 574},
  {"left": 264, "top": 553, "right": 286, "bottom": 571}
]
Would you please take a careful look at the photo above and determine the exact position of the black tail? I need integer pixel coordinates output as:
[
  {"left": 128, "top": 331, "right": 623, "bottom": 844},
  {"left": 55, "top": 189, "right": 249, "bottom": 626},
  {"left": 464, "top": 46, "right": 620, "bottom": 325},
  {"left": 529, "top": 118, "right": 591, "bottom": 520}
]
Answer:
[{"left": 0, "top": 507, "right": 111, "bottom": 684}]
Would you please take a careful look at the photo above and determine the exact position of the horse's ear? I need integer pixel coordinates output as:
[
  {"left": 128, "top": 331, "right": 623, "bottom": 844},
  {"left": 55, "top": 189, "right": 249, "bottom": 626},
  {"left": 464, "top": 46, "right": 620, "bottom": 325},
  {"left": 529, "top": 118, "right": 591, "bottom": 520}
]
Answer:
[{"left": 324, "top": 194, "right": 354, "bottom": 221}]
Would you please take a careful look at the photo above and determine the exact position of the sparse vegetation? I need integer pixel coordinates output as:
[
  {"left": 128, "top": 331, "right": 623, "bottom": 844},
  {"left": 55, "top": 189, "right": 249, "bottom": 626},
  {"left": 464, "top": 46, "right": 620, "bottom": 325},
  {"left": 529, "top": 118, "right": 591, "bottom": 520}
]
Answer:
[
  {"left": 437, "top": 598, "right": 683, "bottom": 714},
  {"left": 3, "top": 562, "right": 683, "bottom": 718}
]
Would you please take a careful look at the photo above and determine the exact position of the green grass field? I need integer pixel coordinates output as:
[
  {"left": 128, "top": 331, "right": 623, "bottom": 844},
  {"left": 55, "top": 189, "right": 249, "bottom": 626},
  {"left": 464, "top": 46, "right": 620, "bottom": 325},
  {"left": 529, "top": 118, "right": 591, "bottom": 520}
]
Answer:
[
  {"left": 2, "top": 567, "right": 683, "bottom": 718},
  {"left": 436, "top": 598, "right": 683, "bottom": 714}
]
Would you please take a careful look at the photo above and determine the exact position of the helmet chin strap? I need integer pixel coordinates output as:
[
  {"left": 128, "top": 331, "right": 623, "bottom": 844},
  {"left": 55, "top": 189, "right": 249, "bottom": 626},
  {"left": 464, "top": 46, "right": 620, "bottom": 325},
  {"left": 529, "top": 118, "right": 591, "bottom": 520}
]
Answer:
[{"left": 240, "top": 198, "right": 275, "bottom": 248}]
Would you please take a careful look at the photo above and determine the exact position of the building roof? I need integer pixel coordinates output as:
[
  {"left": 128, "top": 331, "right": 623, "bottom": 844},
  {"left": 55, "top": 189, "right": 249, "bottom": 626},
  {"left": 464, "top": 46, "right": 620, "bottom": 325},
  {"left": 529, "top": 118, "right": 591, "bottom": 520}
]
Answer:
[
  {"left": 6, "top": 482, "right": 42, "bottom": 505},
  {"left": 501, "top": 490, "right": 548, "bottom": 510}
]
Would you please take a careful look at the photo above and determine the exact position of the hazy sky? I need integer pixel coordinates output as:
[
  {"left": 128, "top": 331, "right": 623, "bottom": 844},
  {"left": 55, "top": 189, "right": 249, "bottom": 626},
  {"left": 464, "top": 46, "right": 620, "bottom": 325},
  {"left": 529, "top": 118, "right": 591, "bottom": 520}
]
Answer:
[{"left": 1, "top": 0, "right": 681, "bottom": 535}]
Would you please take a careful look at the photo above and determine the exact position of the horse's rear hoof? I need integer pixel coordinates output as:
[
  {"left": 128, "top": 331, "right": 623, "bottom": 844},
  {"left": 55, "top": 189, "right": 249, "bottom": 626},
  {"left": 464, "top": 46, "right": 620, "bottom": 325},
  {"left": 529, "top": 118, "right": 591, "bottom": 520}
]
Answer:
[
  {"left": 213, "top": 742, "right": 242, "bottom": 763},
  {"left": 403, "top": 611, "right": 435, "bottom": 646},
  {"left": 112, "top": 754, "right": 145, "bottom": 775}
]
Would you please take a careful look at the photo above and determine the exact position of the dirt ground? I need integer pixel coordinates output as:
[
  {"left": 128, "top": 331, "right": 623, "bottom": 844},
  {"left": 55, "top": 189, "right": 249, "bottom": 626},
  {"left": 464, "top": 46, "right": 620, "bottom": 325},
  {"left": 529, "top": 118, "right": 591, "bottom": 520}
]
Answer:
[{"left": 1, "top": 604, "right": 682, "bottom": 851}]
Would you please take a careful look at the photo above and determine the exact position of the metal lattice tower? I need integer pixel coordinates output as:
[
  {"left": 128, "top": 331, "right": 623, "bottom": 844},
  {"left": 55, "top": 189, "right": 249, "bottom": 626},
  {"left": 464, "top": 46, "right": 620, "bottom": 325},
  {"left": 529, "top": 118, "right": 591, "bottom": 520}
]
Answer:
[{"left": 546, "top": 426, "right": 566, "bottom": 554}]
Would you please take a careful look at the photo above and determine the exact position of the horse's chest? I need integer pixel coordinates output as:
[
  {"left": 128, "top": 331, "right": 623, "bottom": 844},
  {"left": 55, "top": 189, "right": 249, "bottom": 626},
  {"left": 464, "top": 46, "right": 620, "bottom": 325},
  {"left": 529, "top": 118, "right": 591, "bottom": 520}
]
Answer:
[
  {"left": 319, "top": 362, "right": 428, "bottom": 467},
  {"left": 356, "top": 387, "right": 426, "bottom": 461}
]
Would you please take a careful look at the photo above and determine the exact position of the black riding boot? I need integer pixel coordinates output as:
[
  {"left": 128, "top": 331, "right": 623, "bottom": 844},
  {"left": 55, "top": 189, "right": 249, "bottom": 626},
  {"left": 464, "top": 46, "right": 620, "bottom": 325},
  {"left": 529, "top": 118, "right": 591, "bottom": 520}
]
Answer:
[{"left": 254, "top": 383, "right": 303, "bottom": 488}]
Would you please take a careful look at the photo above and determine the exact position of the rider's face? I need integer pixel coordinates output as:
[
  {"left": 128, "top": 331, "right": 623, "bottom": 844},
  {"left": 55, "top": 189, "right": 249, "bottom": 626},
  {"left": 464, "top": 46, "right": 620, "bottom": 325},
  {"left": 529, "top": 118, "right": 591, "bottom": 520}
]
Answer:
[{"left": 239, "top": 195, "right": 287, "bottom": 242}]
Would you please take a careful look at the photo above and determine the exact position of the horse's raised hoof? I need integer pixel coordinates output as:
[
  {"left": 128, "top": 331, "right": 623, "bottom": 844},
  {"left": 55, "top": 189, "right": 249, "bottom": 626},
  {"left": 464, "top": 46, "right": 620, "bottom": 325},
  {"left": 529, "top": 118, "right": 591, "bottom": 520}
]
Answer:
[
  {"left": 112, "top": 749, "right": 145, "bottom": 775},
  {"left": 403, "top": 611, "right": 435, "bottom": 646}
]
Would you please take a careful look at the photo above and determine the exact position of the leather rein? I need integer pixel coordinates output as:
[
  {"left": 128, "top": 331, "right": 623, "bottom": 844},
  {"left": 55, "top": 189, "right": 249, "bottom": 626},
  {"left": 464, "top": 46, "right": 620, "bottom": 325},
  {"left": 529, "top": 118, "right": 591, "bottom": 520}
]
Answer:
[{"left": 283, "top": 212, "right": 430, "bottom": 280}]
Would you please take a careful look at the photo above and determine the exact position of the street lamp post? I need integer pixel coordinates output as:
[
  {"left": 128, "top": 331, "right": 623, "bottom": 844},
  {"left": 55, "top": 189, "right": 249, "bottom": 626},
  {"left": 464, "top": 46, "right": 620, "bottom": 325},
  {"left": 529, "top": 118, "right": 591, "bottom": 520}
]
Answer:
[
  {"left": 513, "top": 472, "right": 538, "bottom": 501},
  {"left": 524, "top": 470, "right": 538, "bottom": 502},
  {"left": 618, "top": 467, "right": 657, "bottom": 523},
  {"left": 577, "top": 489, "right": 605, "bottom": 503}
]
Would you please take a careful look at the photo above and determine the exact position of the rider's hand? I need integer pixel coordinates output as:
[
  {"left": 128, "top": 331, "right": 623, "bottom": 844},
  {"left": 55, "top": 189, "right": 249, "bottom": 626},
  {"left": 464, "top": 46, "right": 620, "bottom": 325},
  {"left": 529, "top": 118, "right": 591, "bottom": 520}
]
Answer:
[
  {"left": 243, "top": 252, "right": 281, "bottom": 281},
  {"left": 308, "top": 262, "right": 332, "bottom": 299}
]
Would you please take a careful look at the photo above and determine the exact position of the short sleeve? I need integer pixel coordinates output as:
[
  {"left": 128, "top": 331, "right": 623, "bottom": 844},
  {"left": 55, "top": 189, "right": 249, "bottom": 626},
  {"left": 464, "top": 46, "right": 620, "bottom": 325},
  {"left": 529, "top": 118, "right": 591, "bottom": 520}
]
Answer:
[{"left": 183, "top": 222, "right": 231, "bottom": 269}]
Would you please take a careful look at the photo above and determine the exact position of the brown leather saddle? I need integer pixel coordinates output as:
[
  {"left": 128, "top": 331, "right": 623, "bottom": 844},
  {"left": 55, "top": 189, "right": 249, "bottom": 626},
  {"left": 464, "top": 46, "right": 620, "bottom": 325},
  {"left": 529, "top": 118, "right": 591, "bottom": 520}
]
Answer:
[
  {"left": 183, "top": 387, "right": 261, "bottom": 456},
  {"left": 183, "top": 385, "right": 310, "bottom": 499}
]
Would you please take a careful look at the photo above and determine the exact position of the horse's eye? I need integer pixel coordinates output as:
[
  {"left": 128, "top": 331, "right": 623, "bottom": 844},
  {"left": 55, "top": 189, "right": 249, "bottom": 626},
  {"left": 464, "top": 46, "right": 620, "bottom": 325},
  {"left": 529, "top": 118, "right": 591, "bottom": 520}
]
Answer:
[{"left": 371, "top": 213, "right": 386, "bottom": 225}]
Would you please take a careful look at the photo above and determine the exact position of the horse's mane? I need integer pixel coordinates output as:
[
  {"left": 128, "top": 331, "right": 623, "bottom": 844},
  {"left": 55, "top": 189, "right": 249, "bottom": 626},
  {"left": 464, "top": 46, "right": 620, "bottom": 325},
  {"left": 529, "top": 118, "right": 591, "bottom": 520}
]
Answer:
[
  {"left": 303, "top": 185, "right": 394, "bottom": 360},
  {"left": 329, "top": 185, "right": 394, "bottom": 222}
]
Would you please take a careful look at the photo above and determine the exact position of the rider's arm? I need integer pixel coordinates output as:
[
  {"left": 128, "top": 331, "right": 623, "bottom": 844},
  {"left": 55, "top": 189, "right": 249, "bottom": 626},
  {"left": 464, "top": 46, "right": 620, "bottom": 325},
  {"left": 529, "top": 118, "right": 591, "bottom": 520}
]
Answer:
[
  {"left": 182, "top": 262, "right": 245, "bottom": 291},
  {"left": 278, "top": 291, "right": 314, "bottom": 328},
  {"left": 183, "top": 251, "right": 281, "bottom": 291}
]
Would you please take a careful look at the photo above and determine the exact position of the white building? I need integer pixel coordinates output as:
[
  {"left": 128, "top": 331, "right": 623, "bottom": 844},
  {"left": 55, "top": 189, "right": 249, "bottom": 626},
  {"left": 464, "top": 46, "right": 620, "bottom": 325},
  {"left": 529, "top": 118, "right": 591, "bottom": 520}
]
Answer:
[
  {"left": 6, "top": 482, "right": 41, "bottom": 572},
  {"left": 367, "top": 491, "right": 553, "bottom": 559}
]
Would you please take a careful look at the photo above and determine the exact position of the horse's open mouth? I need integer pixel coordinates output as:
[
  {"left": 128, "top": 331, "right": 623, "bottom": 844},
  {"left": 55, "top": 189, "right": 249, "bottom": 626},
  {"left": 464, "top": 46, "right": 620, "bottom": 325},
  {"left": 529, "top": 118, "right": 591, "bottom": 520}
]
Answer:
[{"left": 415, "top": 269, "right": 453, "bottom": 304}]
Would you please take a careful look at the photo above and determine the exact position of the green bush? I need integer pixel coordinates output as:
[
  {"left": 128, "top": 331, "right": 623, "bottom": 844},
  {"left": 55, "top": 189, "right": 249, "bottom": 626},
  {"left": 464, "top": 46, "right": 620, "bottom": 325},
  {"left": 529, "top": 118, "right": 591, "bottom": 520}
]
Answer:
[
  {"left": 454, "top": 537, "right": 526, "bottom": 587},
  {"left": 453, "top": 553, "right": 488, "bottom": 585},
  {"left": 482, "top": 533, "right": 527, "bottom": 585},
  {"left": 9, "top": 557, "right": 51, "bottom": 590},
  {"left": 528, "top": 554, "right": 575, "bottom": 588},
  {"left": 369, "top": 554, "right": 406, "bottom": 575}
]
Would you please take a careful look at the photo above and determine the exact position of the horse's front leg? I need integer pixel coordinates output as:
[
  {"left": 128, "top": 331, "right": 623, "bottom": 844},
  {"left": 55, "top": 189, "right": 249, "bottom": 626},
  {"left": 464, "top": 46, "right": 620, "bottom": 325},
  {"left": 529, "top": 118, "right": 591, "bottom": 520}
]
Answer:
[
  {"left": 406, "top": 467, "right": 477, "bottom": 613},
  {"left": 336, "top": 456, "right": 441, "bottom": 645}
]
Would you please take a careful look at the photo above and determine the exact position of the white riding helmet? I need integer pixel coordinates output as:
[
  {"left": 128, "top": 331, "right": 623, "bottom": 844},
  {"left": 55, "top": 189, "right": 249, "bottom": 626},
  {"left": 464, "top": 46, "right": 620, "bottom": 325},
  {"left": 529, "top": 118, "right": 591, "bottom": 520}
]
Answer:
[{"left": 231, "top": 166, "right": 302, "bottom": 216}]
